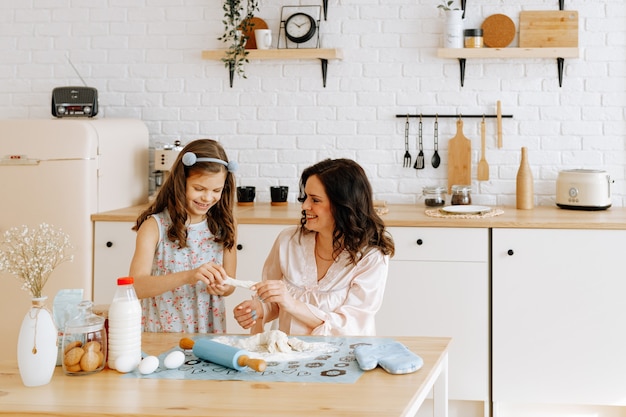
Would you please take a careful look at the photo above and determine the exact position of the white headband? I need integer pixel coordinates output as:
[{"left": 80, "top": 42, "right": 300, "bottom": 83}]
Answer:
[{"left": 182, "top": 152, "right": 238, "bottom": 173}]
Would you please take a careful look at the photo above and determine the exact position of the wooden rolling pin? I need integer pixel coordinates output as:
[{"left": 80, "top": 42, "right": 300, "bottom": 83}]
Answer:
[{"left": 180, "top": 337, "right": 266, "bottom": 372}]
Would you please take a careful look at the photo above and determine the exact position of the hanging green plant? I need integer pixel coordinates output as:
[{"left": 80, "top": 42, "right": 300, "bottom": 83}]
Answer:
[{"left": 219, "top": 0, "right": 259, "bottom": 86}]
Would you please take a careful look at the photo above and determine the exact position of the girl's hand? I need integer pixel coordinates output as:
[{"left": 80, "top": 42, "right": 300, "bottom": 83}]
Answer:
[
  {"left": 254, "top": 281, "right": 295, "bottom": 311},
  {"left": 234, "top": 299, "right": 261, "bottom": 329},
  {"left": 193, "top": 262, "right": 229, "bottom": 295}
]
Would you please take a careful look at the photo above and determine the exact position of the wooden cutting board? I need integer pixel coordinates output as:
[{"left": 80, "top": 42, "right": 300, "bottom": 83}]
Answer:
[
  {"left": 447, "top": 119, "right": 472, "bottom": 193},
  {"left": 241, "top": 17, "right": 269, "bottom": 50},
  {"left": 519, "top": 11, "right": 578, "bottom": 47}
]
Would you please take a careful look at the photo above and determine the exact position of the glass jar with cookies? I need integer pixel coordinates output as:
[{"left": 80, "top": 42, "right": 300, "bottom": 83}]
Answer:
[{"left": 62, "top": 300, "right": 107, "bottom": 375}]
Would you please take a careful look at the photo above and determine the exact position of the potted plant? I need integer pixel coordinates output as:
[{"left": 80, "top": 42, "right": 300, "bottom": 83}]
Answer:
[
  {"left": 0, "top": 223, "right": 73, "bottom": 387},
  {"left": 438, "top": 0, "right": 464, "bottom": 48},
  {"left": 219, "top": 0, "right": 259, "bottom": 87},
  {"left": 437, "top": 0, "right": 461, "bottom": 11}
]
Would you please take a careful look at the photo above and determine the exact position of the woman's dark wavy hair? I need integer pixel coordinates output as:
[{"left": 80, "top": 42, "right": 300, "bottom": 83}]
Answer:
[
  {"left": 297, "top": 158, "right": 394, "bottom": 264},
  {"left": 133, "top": 139, "right": 236, "bottom": 250}
]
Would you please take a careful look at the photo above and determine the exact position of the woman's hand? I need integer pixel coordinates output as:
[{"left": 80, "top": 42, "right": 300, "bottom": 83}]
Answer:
[
  {"left": 234, "top": 299, "right": 262, "bottom": 329},
  {"left": 254, "top": 280, "right": 296, "bottom": 312}
]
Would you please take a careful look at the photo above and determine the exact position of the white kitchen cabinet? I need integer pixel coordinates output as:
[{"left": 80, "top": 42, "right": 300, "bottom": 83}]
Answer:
[
  {"left": 225, "top": 224, "right": 287, "bottom": 333},
  {"left": 377, "top": 227, "right": 489, "bottom": 408},
  {"left": 93, "top": 221, "right": 137, "bottom": 304},
  {"left": 492, "top": 228, "right": 626, "bottom": 406}
]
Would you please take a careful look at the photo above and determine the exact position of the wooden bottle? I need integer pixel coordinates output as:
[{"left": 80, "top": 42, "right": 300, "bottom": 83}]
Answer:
[{"left": 516, "top": 147, "right": 534, "bottom": 209}]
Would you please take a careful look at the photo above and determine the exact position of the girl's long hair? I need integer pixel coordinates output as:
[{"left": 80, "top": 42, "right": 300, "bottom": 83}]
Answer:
[
  {"left": 297, "top": 158, "right": 394, "bottom": 264},
  {"left": 134, "top": 139, "right": 236, "bottom": 250}
]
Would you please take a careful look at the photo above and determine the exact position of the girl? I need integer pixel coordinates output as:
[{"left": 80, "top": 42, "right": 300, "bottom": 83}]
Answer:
[
  {"left": 129, "top": 139, "right": 238, "bottom": 333},
  {"left": 234, "top": 158, "right": 395, "bottom": 336}
]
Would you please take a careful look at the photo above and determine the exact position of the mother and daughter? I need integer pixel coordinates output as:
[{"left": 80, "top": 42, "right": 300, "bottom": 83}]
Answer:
[{"left": 128, "top": 138, "right": 394, "bottom": 337}]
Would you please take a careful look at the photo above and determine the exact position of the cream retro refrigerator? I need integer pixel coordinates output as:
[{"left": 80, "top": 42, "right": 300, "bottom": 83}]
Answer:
[{"left": 0, "top": 118, "right": 148, "bottom": 361}]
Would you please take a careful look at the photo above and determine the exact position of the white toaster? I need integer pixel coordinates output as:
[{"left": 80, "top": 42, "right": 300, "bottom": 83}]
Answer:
[{"left": 556, "top": 169, "right": 612, "bottom": 210}]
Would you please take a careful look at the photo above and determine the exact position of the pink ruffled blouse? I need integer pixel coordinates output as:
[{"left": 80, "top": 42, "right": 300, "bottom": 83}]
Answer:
[{"left": 260, "top": 226, "right": 389, "bottom": 336}]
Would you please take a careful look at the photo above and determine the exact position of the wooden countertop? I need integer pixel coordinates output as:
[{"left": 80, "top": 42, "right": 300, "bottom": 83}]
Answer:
[
  {"left": 92, "top": 203, "right": 626, "bottom": 230},
  {"left": 0, "top": 333, "right": 451, "bottom": 417}
]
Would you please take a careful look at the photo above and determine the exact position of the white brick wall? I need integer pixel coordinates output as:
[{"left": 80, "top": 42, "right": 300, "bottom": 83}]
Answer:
[{"left": 1, "top": 0, "right": 625, "bottom": 206}]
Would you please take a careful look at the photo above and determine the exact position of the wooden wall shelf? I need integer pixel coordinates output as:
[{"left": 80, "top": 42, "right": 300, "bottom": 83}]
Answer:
[
  {"left": 437, "top": 47, "right": 579, "bottom": 87},
  {"left": 201, "top": 48, "right": 343, "bottom": 87}
]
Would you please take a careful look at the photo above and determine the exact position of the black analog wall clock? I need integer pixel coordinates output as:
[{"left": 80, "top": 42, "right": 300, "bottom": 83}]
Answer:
[
  {"left": 285, "top": 12, "right": 317, "bottom": 44},
  {"left": 278, "top": 5, "right": 321, "bottom": 49}
]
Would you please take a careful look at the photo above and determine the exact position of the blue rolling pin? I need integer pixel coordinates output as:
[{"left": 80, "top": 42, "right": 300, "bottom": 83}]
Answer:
[{"left": 185, "top": 338, "right": 266, "bottom": 372}]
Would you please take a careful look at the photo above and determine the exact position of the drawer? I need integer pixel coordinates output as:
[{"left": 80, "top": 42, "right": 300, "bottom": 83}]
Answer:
[{"left": 388, "top": 227, "right": 488, "bottom": 262}]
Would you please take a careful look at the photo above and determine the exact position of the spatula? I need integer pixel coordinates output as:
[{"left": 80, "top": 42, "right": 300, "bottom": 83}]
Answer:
[
  {"left": 413, "top": 115, "right": 425, "bottom": 169},
  {"left": 403, "top": 115, "right": 412, "bottom": 167},
  {"left": 477, "top": 116, "right": 489, "bottom": 181}
]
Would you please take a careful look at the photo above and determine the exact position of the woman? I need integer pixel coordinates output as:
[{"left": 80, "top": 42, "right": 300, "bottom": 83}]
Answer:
[{"left": 234, "top": 158, "right": 394, "bottom": 336}]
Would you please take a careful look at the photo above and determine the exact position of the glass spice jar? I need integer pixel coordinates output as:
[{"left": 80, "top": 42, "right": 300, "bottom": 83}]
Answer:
[
  {"left": 450, "top": 185, "right": 472, "bottom": 205},
  {"left": 62, "top": 300, "right": 107, "bottom": 376},
  {"left": 464, "top": 29, "right": 484, "bottom": 48},
  {"left": 422, "top": 186, "right": 447, "bottom": 207}
]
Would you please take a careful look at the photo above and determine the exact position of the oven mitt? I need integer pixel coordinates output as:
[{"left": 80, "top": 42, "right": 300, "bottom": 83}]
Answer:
[{"left": 354, "top": 342, "right": 423, "bottom": 375}]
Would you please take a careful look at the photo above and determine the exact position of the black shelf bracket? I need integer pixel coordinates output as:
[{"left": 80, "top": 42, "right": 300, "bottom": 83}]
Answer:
[
  {"left": 320, "top": 58, "right": 328, "bottom": 88},
  {"left": 227, "top": 57, "right": 330, "bottom": 88},
  {"left": 458, "top": 58, "right": 466, "bottom": 87},
  {"left": 456, "top": 57, "right": 566, "bottom": 88}
]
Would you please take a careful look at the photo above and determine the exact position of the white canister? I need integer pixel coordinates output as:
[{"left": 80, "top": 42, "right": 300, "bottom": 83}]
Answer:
[
  {"left": 254, "top": 29, "right": 272, "bottom": 50},
  {"left": 444, "top": 10, "right": 464, "bottom": 48}
]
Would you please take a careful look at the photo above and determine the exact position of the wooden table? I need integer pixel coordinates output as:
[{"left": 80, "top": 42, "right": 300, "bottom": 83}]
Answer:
[{"left": 0, "top": 334, "right": 450, "bottom": 417}]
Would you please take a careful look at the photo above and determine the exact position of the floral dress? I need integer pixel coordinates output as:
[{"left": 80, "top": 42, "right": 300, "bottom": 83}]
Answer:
[{"left": 141, "top": 211, "right": 226, "bottom": 333}]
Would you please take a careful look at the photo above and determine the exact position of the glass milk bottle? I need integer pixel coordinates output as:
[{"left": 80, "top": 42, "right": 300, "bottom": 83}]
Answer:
[{"left": 107, "top": 277, "right": 142, "bottom": 371}]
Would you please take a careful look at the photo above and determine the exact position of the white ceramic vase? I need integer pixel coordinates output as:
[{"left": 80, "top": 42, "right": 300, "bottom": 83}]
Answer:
[
  {"left": 443, "top": 9, "right": 464, "bottom": 48},
  {"left": 17, "top": 296, "right": 58, "bottom": 387}
]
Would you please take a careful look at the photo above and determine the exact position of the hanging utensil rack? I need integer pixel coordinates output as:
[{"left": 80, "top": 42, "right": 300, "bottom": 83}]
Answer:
[{"left": 395, "top": 114, "right": 513, "bottom": 119}]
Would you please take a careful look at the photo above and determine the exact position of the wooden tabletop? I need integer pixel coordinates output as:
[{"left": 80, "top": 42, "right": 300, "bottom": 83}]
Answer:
[
  {"left": 92, "top": 202, "right": 626, "bottom": 230},
  {"left": 0, "top": 333, "right": 451, "bottom": 417}
]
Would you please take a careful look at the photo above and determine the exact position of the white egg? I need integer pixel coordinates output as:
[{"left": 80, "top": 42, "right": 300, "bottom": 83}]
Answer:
[
  {"left": 114, "top": 355, "right": 140, "bottom": 373},
  {"left": 138, "top": 355, "right": 160, "bottom": 375},
  {"left": 163, "top": 350, "right": 185, "bottom": 369}
]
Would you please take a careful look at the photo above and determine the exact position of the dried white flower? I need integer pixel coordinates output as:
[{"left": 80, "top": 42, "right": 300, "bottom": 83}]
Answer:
[{"left": 0, "top": 223, "right": 73, "bottom": 298}]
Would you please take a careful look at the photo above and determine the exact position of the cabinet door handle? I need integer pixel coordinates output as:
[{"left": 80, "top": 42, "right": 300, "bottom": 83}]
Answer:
[
  {"left": 507, "top": 249, "right": 514, "bottom": 256},
  {"left": 106, "top": 241, "right": 113, "bottom": 248},
  {"left": 236, "top": 244, "right": 243, "bottom": 250},
  {"left": 416, "top": 239, "right": 423, "bottom": 246}
]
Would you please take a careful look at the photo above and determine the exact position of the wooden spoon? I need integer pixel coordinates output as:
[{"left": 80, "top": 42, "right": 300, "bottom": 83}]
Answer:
[{"left": 477, "top": 117, "right": 489, "bottom": 181}]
